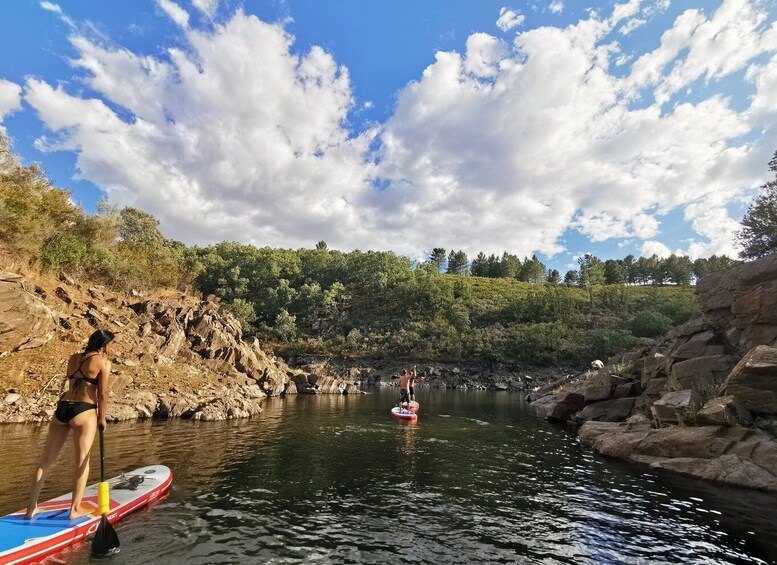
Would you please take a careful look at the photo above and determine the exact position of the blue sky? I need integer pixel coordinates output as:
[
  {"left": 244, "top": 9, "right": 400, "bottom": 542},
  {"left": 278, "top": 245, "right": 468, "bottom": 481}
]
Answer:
[{"left": 0, "top": 0, "right": 776, "bottom": 274}]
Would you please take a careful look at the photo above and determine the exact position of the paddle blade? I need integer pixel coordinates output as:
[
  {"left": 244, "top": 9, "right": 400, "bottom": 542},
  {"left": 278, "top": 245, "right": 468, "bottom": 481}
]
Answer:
[{"left": 91, "top": 515, "right": 120, "bottom": 557}]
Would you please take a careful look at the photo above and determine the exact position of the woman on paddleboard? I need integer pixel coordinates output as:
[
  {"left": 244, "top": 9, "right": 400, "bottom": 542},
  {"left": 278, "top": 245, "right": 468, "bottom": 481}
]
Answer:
[{"left": 24, "top": 329, "right": 114, "bottom": 521}]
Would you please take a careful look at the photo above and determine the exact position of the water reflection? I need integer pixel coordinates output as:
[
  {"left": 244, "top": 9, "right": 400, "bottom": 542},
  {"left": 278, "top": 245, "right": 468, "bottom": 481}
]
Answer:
[{"left": 0, "top": 388, "right": 775, "bottom": 564}]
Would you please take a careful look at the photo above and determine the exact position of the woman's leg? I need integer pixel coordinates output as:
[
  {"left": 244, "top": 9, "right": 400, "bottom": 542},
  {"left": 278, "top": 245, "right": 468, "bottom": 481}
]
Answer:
[
  {"left": 25, "top": 419, "right": 70, "bottom": 518},
  {"left": 69, "top": 410, "right": 98, "bottom": 519}
]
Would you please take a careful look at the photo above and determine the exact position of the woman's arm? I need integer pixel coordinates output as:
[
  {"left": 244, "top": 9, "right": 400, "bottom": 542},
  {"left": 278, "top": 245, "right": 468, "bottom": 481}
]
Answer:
[{"left": 97, "top": 359, "right": 111, "bottom": 429}]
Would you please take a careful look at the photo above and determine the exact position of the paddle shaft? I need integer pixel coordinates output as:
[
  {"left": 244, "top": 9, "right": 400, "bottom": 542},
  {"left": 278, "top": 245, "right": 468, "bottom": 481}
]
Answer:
[{"left": 99, "top": 427, "right": 105, "bottom": 482}]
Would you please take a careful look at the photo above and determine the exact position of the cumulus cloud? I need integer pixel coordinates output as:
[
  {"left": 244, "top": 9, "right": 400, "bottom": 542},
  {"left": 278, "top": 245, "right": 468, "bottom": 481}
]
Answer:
[
  {"left": 641, "top": 240, "right": 672, "bottom": 258},
  {"left": 620, "top": 18, "right": 647, "bottom": 35},
  {"left": 549, "top": 1, "right": 564, "bottom": 14},
  {"left": 25, "top": 11, "right": 374, "bottom": 248},
  {"left": 496, "top": 8, "right": 525, "bottom": 32},
  {"left": 157, "top": 0, "right": 189, "bottom": 28},
  {"left": 191, "top": 0, "right": 219, "bottom": 17},
  {"left": 19, "top": 0, "right": 777, "bottom": 259},
  {"left": 0, "top": 79, "right": 22, "bottom": 132},
  {"left": 374, "top": 0, "right": 777, "bottom": 257}
]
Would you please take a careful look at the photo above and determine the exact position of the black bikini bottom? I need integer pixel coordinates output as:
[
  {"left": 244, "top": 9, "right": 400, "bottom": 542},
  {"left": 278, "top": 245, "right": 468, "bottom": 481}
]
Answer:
[{"left": 54, "top": 401, "right": 97, "bottom": 423}]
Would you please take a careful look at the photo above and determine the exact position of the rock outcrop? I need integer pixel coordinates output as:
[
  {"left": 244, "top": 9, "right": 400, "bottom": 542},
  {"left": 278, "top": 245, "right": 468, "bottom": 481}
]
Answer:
[
  {"left": 0, "top": 270, "right": 360, "bottom": 423},
  {"left": 530, "top": 254, "right": 777, "bottom": 493},
  {"left": 0, "top": 271, "right": 57, "bottom": 354}
]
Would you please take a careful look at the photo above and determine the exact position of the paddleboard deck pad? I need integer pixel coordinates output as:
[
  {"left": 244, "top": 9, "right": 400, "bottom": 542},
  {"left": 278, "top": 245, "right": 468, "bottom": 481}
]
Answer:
[
  {"left": 391, "top": 406, "right": 418, "bottom": 421},
  {"left": 0, "top": 464, "right": 172, "bottom": 565}
]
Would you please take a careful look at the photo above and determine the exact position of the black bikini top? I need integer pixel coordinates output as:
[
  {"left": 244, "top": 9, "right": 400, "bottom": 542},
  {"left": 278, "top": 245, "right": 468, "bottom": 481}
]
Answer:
[{"left": 67, "top": 353, "right": 100, "bottom": 387}]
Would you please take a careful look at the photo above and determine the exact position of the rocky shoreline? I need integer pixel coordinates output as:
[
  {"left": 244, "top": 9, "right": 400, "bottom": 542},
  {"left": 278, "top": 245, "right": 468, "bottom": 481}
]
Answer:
[
  {"left": 529, "top": 254, "right": 777, "bottom": 493},
  {"left": 0, "top": 269, "right": 360, "bottom": 423},
  {"left": 291, "top": 357, "right": 571, "bottom": 392},
  {"left": 1, "top": 267, "right": 566, "bottom": 425}
]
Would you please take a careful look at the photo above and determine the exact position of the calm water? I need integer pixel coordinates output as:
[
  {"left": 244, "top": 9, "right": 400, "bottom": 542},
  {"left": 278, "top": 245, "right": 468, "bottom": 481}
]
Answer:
[{"left": 1, "top": 388, "right": 776, "bottom": 564}]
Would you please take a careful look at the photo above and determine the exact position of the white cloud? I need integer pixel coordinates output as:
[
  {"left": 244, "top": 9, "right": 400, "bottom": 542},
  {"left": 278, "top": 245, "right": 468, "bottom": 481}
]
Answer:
[
  {"left": 191, "top": 0, "right": 219, "bottom": 17},
  {"left": 549, "top": 1, "right": 564, "bottom": 14},
  {"left": 157, "top": 0, "right": 189, "bottom": 28},
  {"left": 19, "top": 0, "right": 777, "bottom": 260},
  {"left": 641, "top": 240, "right": 672, "bottom": 257},
  {"left": 463, "top": 33, "right": 509, "bottom": 77},
  {"left": 25, "top": 13, "right": 374, "bottom": 248},
  {"left": 373, "top": 0, "right": 776, "bottom": 257},
  {"left": 496, "top": 8, "right": 525, "bottom": 32},
  {"left": 620, "top": 18, "right": 647, "bottom": 35},
  {"left": 40, "top": 1, "right": 75, "bottom": 27},
  {"left": 0, "top": 80, "right": 22, "bottom": 132}
]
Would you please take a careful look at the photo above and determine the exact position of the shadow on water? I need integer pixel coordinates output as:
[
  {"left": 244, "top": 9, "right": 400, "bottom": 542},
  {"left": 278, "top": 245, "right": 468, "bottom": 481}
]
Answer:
[{"left": 1, "top": 388, "right": 776, "bottom": 564}]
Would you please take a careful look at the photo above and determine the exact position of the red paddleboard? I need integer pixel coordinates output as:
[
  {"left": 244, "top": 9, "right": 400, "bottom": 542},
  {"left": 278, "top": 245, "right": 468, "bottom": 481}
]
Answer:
[
  {"left": 391, "top": 406, "right": 418, "bottom": 421},
  {"left": 0, "top": 465, "right": 172, "bottom": 565}
]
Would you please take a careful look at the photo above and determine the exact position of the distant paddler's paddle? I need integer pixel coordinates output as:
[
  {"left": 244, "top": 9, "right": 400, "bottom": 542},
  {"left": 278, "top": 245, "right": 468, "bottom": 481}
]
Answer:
[{"left": 91, "top": 427, "right": 120, "bottom": 556}]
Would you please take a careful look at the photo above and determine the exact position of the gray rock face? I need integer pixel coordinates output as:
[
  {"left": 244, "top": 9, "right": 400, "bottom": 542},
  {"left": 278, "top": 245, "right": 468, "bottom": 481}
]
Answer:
[
  {"left": 0, "top": 269, "right": 360, "bottom": 424},
  {"left": 579, "top": 422, "right": 777, "bottom": 493},
  {"left": 697, "top": 253, "right": 777, "bottom": 350},
  {"left": 0, "top": 271, "right": 57, "bottom": 355},
  {"left": 669, "top": 355, "right": 736, "bottom": 390},
  {"left": 695, "top": 395, "right": 752, "bottom": 427},
  {"left": 532, "top": 392, "right": 585, "bottom": 421},
  {"left": 577, "top": 397, "right": 636, "bottom": 423},
  {"left": 650, "top": 390, "right": 701, "bottom": 426},
  {"left": 720, "top": 345, "right": 777, "bottom": 414},
  {"left": 529, "top": 254, "right": 777, "bottom": 494}
]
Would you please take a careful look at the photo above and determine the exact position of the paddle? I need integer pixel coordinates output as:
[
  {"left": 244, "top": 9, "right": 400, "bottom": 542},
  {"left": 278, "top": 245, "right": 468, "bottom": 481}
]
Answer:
[{"left": 91, "top": 427, "right": 120, "bottom": 556}]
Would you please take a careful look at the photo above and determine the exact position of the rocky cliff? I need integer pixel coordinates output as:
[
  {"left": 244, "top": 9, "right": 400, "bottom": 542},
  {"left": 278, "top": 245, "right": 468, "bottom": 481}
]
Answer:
[
  {"left": 529, "top": 254, "right": 777, "bottom": 493},
  {"left": 0, "top": 269, "right": 359, "bottom": 423}
]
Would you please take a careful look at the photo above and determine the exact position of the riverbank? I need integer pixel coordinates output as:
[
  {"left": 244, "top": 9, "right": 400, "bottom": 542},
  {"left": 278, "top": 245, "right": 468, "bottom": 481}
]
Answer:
[
  {"left": 288, "top": 356, "right": 575, "bottom": 392},
  {"left": 528, "top": 254, "right": 777, "bottom": 494},
  {"left": 0, "top": 268, "right": 360, "bottom": 423},
  {"left": 1, "top": 264, "right": 580, "bottom": 424}
]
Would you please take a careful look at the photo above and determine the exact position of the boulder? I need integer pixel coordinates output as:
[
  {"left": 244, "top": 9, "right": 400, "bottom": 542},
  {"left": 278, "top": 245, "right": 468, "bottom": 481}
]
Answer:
[
  {"left": 643, "top": 377, "right": 668, "bottom": 396},
  {"left": 613, "top": 381, "right": 642, "bottom": 399},
  {"left": 0, "top": 271, "right": 57, "bottom": 354},
  {"left": 669, "top": 355, "right": 735, "bottom": 391},
  {"left": 579, "top": 422, "right": 777, "bottom": 492},
  {"left": 532, "top": 392, "right": 585, "bottom": 421},
  {"left": 640, "top": 355, "right": 671, "bottom": 384},
  {"left": 576, "top": 397, "right": 636, "bottom": 422},
  {"left": 720, "top": 345, "right": 777, "bottom": 413},
  {"left": 650, "top": 390, "right": 701, "bottom": 426},
  {"left": 695, "top": 396, "right": 752, "bottom": 427},
  {"left": 582, "top": 384, "right": 614, "bottom": 403},
  {"left": 4, "top": 393, "right": 21, "bottom": 405},
  {"left": 158, "top": 327, "right": 187, "bottom": 362},
  {"left": 671, "top": 331, "right": 724, "bottom": 361}
]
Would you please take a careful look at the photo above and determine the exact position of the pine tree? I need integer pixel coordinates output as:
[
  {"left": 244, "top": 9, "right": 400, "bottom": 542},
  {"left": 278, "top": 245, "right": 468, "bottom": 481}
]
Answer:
[{"left": 737, "top": 151, "right": 777, "bottom": 259}]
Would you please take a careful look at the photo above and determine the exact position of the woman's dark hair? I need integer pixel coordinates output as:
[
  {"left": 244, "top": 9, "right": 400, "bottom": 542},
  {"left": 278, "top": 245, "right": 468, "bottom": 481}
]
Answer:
[{"left": 85, "top": 330, "right": 115, "bottom": 353}]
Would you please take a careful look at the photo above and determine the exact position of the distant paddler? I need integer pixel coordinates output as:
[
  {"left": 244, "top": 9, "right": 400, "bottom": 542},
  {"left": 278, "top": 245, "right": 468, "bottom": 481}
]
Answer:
[
  {"left": 397, "top": 369, "right": 412, "bottom": 412},
  {"left": 408, "top": 364, "right": 423, "bottom": 403}
]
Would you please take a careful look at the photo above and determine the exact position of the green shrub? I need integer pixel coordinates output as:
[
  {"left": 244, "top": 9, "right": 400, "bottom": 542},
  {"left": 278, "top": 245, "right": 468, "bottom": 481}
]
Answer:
[
  {"left": 630, "top": 310, "right": 673, "bottom": 337},
  {"left": 591, "top": 329, "right": 640, "bottom": 359},
  {"left": 40, "top": 236, "right": 89, "bottom": 271}
]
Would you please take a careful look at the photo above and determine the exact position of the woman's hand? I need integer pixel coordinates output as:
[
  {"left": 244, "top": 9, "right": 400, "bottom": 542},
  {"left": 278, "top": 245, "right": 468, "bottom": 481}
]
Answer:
[{"left": 98, "top": 416, "right": 108, "bottom": 430}]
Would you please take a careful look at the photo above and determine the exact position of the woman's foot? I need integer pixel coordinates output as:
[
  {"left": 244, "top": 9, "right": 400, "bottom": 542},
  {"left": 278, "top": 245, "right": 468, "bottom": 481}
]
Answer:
[
  {"left": 23, "top": 506, "right": 38, "bottom": 520},
  {"left": 68, "top": 506, "right": 90, "bottom": 520}
]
